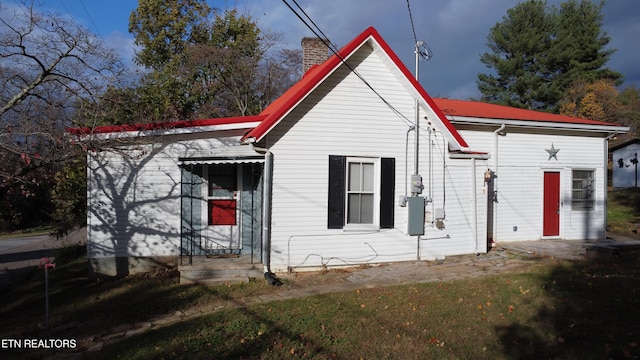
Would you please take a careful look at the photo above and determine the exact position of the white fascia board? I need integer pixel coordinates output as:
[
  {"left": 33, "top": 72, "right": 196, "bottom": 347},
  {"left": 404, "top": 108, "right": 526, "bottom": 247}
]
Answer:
[
  {"left": 447, "top": 115, "right": 629, "bottom": 133},
  {"left": 253, "top": 39, "right": 366, "bottom": 143},
  {"left": 78, "top": 121, "right": 262, "bottom": 141},
  {"left": 449, "top": 152, "right": 491, "bottom": 160}
]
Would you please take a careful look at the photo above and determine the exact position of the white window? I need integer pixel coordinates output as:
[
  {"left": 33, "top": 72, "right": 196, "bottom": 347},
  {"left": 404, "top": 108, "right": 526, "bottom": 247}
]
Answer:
[
  {"left": 572, "top": 170, "right": 595, "bottom": 210},
  {"left": 328, "top": 155, "right": 395, "bottom": 230},
  {"left": 345, "top": 157, "right": 379, "bottom": 227},
  {"left": 347, "top": 160, "right": 375, "bottom": 224}
]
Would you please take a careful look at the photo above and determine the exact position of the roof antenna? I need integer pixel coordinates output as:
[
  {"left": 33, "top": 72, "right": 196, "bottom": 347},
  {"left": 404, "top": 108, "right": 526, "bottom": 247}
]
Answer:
[
  {"left": 416, "top": 41, "right": 433, "bottom": 62},
  {"left": 412, "top": 40, "right": 432, "bottom": 193}
]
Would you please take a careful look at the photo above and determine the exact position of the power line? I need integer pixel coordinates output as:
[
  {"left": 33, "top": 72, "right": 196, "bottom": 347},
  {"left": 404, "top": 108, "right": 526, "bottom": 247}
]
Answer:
[
  {"left": 406, "top": 0, "right": 418, "bottom": 46},
  {"left": 78, "top": 0, "right": 102, "bottom": 37},
  {"left": 281, "top": 0, "right": 414, "bottom": 127},
  {"left": 290, "top": 0, "right": 338, "bottom": 54},
  {"left": 58, "top": 0, "right": 102, "bottom": 37}
]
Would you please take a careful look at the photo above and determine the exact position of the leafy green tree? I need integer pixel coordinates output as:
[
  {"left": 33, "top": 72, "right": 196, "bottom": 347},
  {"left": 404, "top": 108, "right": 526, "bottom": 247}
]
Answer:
[
  {"left": 128, "top": 0, "right": 212, "bottom": 121},
  {"left": 478, "top": 0, "right": 622, "bottom": 112},
  {"left": 50, "top": 157, "right": 86, "bottom": 238},
  {"left": 129, "top": 0, "right": 211, "bottom": 71},
  {"left": 127, "top": 2, "right": 297, "bottom": 120},
  {"left": 185, "top": 9, "right": 264, "bottom": 117}
]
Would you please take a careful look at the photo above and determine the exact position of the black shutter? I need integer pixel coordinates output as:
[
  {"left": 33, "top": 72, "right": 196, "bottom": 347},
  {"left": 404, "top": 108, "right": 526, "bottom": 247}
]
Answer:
[
  {"left": 379, "top": 158, "right": 395, "bottom": 229},
  {"left": 328, "top": 155, "right": 346, "bottom": 229}
]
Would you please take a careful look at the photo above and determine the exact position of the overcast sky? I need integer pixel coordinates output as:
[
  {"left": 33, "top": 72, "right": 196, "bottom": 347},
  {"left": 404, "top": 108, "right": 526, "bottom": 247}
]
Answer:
[{"left": 22, "top": 0, "right": 640, "bottom": 100}]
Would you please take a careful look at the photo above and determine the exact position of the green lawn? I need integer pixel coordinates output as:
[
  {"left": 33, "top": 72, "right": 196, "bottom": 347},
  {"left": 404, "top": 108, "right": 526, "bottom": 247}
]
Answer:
[
  {"left": 608, "top": 188, "right": 640, "bottom": 235},
  {"left": 1, "top": 249, "right": 639, "bottom": 359},
  {"left": 1, "top": 189, "right": 639, "bottom": 359}
]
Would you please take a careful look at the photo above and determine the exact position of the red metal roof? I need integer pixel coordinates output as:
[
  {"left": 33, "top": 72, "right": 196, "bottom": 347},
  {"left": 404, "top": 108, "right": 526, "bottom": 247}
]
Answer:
[
  {"left": 67, "top": 115, "right": 265, "bottom": 135},
  {"left": 242, "top": 27, "right": 469, "bottom": 149},
  {"left": 434, "top": 98, "right": 623, "bottom": 127},
  {"left": 68, "top": 28, "right": 623, "bottom": 142}
]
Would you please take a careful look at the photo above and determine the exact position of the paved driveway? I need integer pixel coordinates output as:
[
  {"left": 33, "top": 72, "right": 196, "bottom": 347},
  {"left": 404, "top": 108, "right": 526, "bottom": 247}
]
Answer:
[{"left": 0, "top": 230, "right": 85, "bottom": 288}]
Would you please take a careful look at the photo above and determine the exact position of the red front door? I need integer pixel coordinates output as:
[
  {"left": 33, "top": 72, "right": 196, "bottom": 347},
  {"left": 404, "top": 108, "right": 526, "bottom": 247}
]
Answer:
[{"left": 543, "top": 172, "right": 560, "bottom": 237}]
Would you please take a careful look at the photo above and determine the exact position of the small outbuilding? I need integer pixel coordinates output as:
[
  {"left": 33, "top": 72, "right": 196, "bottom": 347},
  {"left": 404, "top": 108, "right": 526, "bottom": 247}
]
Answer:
[{"left": 610, "top": 139, "right": 640, "bottom": 189}]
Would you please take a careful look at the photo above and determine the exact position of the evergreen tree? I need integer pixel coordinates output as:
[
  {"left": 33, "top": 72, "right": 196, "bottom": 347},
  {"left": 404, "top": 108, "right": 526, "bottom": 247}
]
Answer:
[{"left": 477, "top": 0, "right": 622, "bottom": 112}]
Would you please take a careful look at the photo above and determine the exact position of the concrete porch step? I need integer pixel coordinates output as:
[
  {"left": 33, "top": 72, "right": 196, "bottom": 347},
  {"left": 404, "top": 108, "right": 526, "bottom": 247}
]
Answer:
[
  {"left": 179, "top": 268, "right": 263, "bottom": 285},
  {"left": 178, "top": 255, "right": 264, "bottom": 284}
]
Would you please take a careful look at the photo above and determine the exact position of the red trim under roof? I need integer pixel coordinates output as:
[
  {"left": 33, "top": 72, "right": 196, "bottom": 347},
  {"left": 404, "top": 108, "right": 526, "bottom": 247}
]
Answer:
[
  {"left": 67, "top": 115, "right": 265, "bottom": 135},
  {"left": 242, "top": 27, "right": 469, "bottom": 149},
  {"left": 434, "top": 98, "right": 624, "bottom": 127}
]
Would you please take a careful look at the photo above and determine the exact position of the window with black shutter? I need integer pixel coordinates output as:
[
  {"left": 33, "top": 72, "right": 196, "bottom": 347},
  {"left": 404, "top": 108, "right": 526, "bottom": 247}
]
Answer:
[{"left": 328, "top": 155, "right": 395, "bottom": 229}]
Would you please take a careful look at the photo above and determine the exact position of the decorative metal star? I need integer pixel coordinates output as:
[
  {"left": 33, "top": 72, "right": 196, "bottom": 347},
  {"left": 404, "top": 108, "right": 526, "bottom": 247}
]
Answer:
[{"left": 546, "top": 143, "right": 560, "bottom": 161}]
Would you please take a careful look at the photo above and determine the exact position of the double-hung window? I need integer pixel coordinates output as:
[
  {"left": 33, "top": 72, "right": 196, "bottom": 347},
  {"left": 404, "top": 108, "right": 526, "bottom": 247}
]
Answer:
[
  {"left": 571, "top": 170, "right": 595, "bottom": 210},
  {"left": 347, "top": 158, "right": 377, "bottom": 225},
  {"left": 328, "top": 155, "right": 395, "bottom": 230}
]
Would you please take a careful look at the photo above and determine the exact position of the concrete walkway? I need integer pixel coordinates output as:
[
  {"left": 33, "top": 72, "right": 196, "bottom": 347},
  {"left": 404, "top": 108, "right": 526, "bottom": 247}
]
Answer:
[{"left": 243, "top": 236, "right": 636, "bottom": 302}]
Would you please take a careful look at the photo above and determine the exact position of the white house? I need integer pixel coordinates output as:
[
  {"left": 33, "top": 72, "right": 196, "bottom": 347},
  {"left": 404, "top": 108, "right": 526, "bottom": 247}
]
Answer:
[
  {"left": 71, "top": 27, "right": 628, "bottom": 280},
  {"left": 611, "top": 139, "right": 640, "bottom": 189}
]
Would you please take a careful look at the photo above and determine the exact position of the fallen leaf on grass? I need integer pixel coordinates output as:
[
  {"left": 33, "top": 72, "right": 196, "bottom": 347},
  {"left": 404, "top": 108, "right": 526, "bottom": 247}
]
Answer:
[{"left": 508, "top": 305, "right": 515, "bottom": 313}]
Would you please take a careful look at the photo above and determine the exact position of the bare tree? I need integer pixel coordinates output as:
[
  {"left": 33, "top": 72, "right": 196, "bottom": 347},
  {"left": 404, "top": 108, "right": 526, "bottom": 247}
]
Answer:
[{"left": 0, "top": 1, "right": 124, "bottom": 225}]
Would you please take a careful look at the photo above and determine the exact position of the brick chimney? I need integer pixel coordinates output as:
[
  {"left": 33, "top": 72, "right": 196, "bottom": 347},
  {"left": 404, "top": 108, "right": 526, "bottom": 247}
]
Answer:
[{"left": 301, "top": 37, "right": 330, "bottom": 74}]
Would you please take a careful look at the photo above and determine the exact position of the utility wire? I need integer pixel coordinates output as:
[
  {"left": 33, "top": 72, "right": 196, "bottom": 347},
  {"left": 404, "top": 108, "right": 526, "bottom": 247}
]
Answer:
[
  {"left": 291, "top": 0, "right": 338, "bottom": 53},
  {"left": 406, "top": 0, "right": 418, "bottom": 46},
  {"left": 78, "top": 0, "right": 102, "bottom": 37},
  {"left": 57, "top": 0, "right": 102, "bottom": 37},
  {"left": 282, "top": 0, "right": 414, "bottom": 127}
]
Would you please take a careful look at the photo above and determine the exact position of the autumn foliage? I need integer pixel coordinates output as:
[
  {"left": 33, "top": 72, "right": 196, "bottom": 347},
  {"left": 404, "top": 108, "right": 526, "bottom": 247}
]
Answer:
[{"left": 560, "top": 79, "right": 640, "bottom": 140}]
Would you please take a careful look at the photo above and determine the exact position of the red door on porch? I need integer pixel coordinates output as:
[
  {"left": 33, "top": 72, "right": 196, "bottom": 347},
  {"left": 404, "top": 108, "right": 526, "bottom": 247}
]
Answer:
[{"left": 543, "top": 172, "right": 560, "bottom": 237}]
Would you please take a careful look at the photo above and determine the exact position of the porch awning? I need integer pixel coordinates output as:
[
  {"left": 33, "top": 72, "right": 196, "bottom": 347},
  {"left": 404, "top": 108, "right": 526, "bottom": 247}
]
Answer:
[{"left": 179, "top": 146, "right": 265, "bottom": 165}]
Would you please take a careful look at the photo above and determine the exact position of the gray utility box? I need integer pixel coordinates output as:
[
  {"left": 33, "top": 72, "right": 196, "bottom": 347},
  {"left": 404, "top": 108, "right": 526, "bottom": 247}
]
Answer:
[{"left": 407, "top": 196, "right": 425, "bottom": 235}]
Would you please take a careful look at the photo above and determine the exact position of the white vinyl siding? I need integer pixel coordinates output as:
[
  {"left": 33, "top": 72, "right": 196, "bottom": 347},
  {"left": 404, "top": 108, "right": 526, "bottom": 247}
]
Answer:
[
  {"left": 86, "top": 132, "right": 250, "bottom": 260},
  {"left": 263, "top": 44, "right": 486, "bottom": 271},
  {"left": 459, "top": 128, "right": 607, "bottom": 242}
]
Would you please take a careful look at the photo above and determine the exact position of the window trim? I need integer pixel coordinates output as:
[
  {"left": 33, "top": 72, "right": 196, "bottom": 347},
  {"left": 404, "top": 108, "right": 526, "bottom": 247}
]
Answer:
[
  {"left": 571, "top": 169, "right": 595, "bottom": 211},
  {"left": 202, "top": 165, "right": 241, "bottom": 227},
  {"left": 327, "top": 155, "right": 395, "bottom": 230},
  {"left": 344, "top": 157, "right": 380, "bottom": 230}
]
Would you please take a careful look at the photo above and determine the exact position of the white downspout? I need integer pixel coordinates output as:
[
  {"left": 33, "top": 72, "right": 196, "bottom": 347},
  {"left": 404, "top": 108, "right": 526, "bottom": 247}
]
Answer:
[
  {"left": 493, "top": 124, "right": 505, "bottom": 170},
  {"left": 492, "top": 124, "right": 505, "bottom": 242},
  {"left": 471, "top": 157, "right": 478, "bottom": 254}
]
